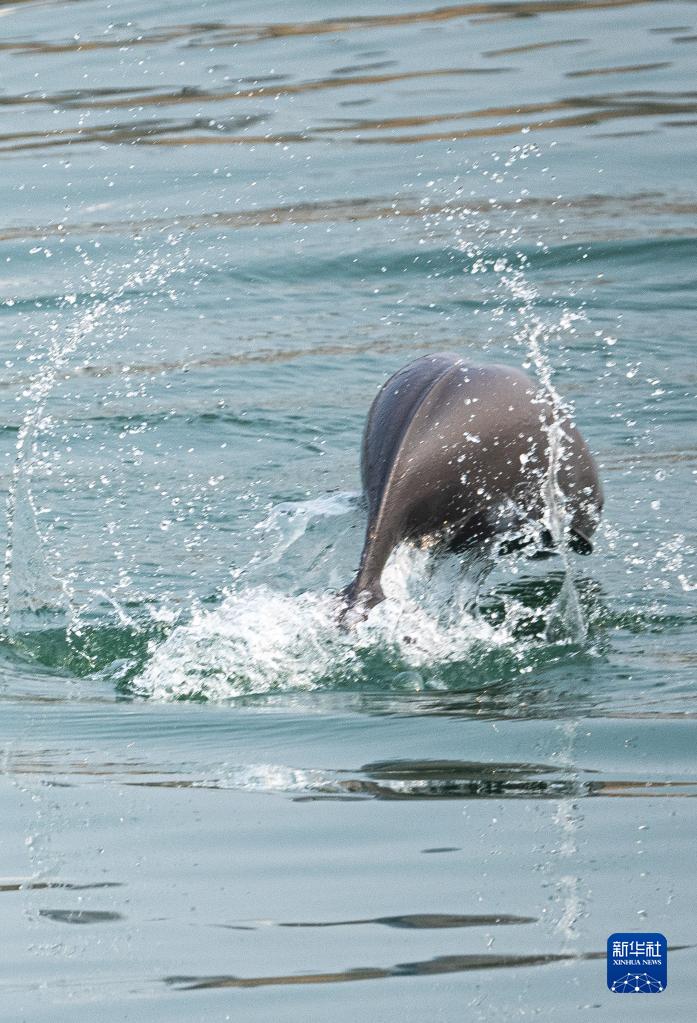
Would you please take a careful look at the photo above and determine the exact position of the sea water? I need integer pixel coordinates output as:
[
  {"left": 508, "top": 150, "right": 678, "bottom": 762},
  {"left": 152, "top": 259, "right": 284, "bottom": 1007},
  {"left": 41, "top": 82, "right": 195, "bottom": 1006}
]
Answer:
[{"left": 0, "top": 0, "right": 696, "bottom": 1019}]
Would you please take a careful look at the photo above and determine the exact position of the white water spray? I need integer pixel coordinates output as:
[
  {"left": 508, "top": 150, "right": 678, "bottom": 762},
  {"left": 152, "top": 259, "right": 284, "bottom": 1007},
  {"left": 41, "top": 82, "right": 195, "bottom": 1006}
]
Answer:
[{"left": 2, "top": 244, "right": 191, "bottom": 637}]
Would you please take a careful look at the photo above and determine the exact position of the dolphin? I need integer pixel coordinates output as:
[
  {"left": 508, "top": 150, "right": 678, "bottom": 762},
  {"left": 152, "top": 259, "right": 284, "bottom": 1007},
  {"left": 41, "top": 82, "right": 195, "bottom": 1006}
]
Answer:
[{"left": 342, "top": 352, "right": 602, "bottom": 616}]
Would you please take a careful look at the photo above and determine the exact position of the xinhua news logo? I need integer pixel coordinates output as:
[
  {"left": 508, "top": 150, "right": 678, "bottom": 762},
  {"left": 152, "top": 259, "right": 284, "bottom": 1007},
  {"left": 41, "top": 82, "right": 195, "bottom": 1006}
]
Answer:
[{"left": 607, "top": 932, "right": 667, "bottom": 993}]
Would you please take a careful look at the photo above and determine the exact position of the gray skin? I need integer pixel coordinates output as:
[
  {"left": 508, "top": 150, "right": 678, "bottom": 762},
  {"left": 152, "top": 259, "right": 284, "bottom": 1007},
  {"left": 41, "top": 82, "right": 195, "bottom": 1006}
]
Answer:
[{"left": 343, "top": 352, "right": 603, "bottom": 615}]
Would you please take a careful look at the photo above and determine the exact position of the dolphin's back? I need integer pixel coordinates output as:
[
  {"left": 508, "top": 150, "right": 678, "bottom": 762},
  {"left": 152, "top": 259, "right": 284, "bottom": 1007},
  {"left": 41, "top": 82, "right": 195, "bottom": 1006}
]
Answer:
[
  {"left": 361, "top": 352, "right": 462, "bottom": 516},
  {"left": 343, "top": 352, "right": 602, "bottom": 619}
]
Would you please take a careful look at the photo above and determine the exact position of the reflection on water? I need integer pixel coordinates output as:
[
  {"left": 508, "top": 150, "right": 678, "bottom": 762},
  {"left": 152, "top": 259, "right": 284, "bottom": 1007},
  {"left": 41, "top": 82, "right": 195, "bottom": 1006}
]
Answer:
[
  {"left": 5, "top": 749, "right": 696, "bottom": 800},
  {"left": 2, "top": 90, "right": 696, "bottom": 153},
  {"left": 39, "top": 908, "right": 123, "bottom": 924},
  {"left": 0, "top": 879, "right": 122, "bottom": 892},
  {"left": 220, "top": 912, "right": 537, "bottom": 929},
  {"left": 0, "top": 0, "right": 694, "bottom": 163},
  {"left": 2, "top": 192, "right": 696, "bottom": 246},
  {"left": 164, "top": 943, "right": 691, "bottom": 990},
  {"left": 163, "top": 949, "right": 605, "bottom": 990},
  {"left": 0, "top": 0, "right": 669, "bottom": 56}
]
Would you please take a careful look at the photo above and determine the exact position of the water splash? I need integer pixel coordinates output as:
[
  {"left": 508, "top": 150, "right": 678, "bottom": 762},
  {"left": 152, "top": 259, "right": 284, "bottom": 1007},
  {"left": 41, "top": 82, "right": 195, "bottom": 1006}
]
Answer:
[
  {"left": 2, "top": 242, "right": 191, "bottom": 637},
  {"left": 420, "top": 156, "right": 592, "bottom": 644},
  {"left": 132, "top": 543, "right": 511, "bottom": 702},
  {"left": 499, "top": 262, "right": 588, "bottom": 643},
  {"left": 126, "top": 162, "right": 596, "bottom": 702},
  {"left": 250, "top": 491, "right": 359, "bottom": 568}
]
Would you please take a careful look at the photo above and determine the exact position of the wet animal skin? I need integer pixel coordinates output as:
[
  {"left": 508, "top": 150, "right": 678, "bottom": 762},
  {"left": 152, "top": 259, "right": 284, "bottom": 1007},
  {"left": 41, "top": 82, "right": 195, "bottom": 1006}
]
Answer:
[{"left": 343, "top": 352, "right": 602, "bottom": 616}]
